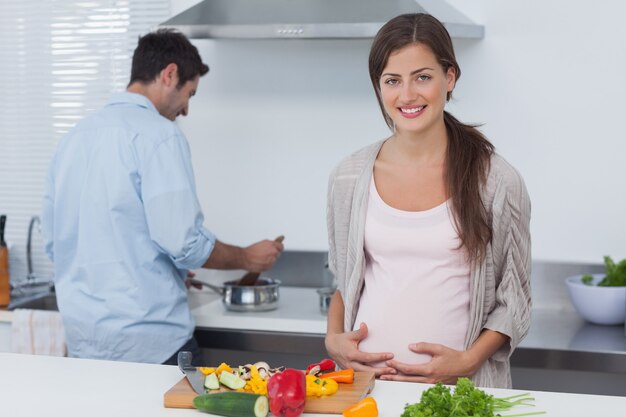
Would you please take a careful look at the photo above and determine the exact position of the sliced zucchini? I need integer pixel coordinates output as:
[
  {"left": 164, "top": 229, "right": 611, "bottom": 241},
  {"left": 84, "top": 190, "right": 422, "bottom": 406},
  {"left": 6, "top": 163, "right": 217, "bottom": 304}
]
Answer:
[
  {"left": 193, "top": 392, "right": 268, "bottom": 417},
  {"left": 219, "top": 371, "right": 246, "bottom": 389},
  {"left": 204, "top": 372, "right": 220, "bottom": 390}
]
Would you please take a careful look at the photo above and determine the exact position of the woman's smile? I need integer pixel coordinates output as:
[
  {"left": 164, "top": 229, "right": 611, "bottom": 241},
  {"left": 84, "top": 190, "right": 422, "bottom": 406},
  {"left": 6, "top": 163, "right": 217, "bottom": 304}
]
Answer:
[{"left": 398, "top": 105, "right": 427, "bottom": 118}]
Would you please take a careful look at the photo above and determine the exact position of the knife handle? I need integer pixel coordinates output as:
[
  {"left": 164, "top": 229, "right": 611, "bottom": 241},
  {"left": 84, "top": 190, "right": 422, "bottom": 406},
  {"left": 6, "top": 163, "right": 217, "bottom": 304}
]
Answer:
[{"left": 178, "top": 351, "right": 194, "bottom": 371}]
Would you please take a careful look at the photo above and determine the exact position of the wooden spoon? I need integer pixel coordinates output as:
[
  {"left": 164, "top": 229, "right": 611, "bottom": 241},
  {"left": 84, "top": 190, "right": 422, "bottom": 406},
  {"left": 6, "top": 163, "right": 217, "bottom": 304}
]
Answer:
[{"left": 236, "top": 235, "right": 285, "bottom": 286}]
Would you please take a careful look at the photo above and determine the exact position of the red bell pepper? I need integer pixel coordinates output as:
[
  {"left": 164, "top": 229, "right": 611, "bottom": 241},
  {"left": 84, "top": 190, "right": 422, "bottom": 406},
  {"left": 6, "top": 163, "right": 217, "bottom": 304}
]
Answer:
[
  {"left": 306, "top": 358, "right": 336, "bottom": 375},
  {"left": 267, "top": 368, "right": 306, "bottom": 417}
]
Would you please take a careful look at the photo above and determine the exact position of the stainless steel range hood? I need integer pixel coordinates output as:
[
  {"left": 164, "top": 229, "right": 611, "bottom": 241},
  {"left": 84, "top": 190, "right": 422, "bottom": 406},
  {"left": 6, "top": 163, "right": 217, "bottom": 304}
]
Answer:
[{"left": 160, "top": 0, "right": 484, "bottom": 40}]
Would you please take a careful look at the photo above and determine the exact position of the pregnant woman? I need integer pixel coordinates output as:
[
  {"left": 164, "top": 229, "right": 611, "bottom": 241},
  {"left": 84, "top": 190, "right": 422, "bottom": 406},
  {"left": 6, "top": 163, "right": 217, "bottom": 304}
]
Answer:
[{"left": 325, "top": 13, "right": 531, "bottom": 389}]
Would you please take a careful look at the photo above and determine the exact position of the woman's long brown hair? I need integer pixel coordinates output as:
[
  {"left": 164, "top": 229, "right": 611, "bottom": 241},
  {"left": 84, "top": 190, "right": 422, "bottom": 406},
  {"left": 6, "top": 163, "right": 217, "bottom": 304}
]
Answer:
[{"left": 368, "top": 13, "right": 494, "bottom": 263}]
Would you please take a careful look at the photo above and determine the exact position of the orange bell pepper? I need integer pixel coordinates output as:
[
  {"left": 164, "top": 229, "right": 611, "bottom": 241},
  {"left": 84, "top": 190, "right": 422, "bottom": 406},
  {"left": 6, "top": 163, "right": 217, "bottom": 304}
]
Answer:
[
  {"left": 198, "top": 367, "right": 215, "bottom": 375},
  {"left": 343, "top": 397, "right": 378, "bottom": 417},
  {"left": 215, "top": 362, "right": 233, "bottom": 376},
  {"left": 320, "top": 368, "right": 354, "bottom": 384}
]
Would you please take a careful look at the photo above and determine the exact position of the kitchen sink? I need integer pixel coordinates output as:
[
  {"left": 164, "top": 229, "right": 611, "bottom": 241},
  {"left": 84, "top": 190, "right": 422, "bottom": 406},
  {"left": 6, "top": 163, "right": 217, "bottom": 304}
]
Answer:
[{"left": 8, "top": 292, "right": 58, "bottom": 311}]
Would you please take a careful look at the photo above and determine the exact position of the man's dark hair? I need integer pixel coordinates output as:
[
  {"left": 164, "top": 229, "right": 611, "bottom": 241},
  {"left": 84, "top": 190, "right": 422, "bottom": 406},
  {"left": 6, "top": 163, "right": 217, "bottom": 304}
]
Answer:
[{"left": 129, "top": 29, "right": 209, "bottom": 88}]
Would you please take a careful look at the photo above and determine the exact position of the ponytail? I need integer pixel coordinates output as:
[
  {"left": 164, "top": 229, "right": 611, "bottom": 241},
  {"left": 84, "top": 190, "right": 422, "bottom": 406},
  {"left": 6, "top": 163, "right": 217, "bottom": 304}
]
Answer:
[{"left": 444, "top": 111, "right": 494, "bottom": 264}]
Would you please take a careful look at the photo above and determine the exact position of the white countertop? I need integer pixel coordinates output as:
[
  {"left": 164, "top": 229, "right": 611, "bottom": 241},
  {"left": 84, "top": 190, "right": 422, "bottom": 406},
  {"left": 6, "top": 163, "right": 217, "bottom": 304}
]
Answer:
[
  {"left": 4, "top": 280, "right": 626, "bottom": 359},
  {"left": 5, "top": 280, "right": 626, "bottom": 360},
  {"left": 188, "top": 285, "right": 626, "bottom": 358},
  {"left": 1, "top": 352, "right": 625, "bottom": 417},
  {"left": 190, "top": 286, "right": 327, "bottom": 334},
  {"left": 0, "top": 310, "right": 12, "bottom": 323}
]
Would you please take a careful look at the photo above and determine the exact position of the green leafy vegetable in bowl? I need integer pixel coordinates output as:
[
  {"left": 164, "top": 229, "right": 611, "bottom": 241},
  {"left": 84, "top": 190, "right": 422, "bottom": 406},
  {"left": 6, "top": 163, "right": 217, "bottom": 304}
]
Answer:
[
  {"left": 581, "top": 256, "right": 626, "bottom": 287},
  {"left": 401, "top": 377, "right": 545, "bottom": 417}
]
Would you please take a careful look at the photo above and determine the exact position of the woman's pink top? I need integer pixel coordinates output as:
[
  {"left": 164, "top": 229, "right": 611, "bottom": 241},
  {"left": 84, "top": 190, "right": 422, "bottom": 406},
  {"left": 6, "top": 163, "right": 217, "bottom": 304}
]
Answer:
[{"left": 353, "top": 178, "right": 471, "bottom": 366}]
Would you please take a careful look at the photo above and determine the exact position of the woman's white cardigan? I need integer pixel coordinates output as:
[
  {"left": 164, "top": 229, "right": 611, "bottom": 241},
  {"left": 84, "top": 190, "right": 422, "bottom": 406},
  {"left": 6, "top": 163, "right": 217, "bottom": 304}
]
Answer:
[{"left": 326, "top": 140, "right": 532, "bottom": 388}]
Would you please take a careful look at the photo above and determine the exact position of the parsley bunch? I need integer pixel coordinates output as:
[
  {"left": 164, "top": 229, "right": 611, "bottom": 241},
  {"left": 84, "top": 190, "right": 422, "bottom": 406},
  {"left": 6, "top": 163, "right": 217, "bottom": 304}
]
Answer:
[
  {"left": 582, "top": 256, "right": 626, "bottom": 287},
  {"left": 401, "top": 377, "right": 545, "bottom": 417}
]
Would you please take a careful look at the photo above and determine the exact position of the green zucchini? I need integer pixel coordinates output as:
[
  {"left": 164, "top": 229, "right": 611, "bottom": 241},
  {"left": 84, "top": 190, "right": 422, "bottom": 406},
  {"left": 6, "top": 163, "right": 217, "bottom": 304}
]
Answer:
[
  {"left": 193, "top": 392, "right": 268, "bottom": 417},
  {"left": 204, "top": 372, "right": 220, "bottom": 390},
  {"left": 219, "top": 371, "right": 246, "bottom": 389}
]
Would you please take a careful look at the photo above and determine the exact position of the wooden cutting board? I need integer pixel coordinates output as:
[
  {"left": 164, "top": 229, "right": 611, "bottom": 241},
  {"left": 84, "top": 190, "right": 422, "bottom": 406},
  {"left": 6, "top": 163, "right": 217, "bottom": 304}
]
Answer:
[{"left": 163, "top": 371, "right": 375, "bottom": 414}]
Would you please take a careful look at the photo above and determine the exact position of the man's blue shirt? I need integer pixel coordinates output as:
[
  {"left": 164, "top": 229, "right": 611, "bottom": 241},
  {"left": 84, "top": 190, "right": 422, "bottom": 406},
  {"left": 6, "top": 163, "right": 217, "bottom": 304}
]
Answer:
[{"left": 42, "top": 92, "right": 216, "bottom": 363}]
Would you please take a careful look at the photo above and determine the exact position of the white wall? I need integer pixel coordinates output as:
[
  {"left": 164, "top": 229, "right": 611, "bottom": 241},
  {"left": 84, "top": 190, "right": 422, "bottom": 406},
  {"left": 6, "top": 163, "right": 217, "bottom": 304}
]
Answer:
[{"left": 171, "top": 0, "right": 626, "bottom": 263}]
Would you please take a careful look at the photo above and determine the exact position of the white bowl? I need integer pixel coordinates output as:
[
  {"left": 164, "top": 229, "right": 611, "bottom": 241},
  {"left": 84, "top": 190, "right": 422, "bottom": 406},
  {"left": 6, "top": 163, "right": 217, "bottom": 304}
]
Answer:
[{"left": 566, "top": 274, "right": 626, "bottom": 325}]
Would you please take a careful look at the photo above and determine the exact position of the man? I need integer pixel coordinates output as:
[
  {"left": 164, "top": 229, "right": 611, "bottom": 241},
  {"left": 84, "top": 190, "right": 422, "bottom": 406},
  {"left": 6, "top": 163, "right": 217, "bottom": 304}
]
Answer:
[{"left": 42, "top": 29, "right": 283, "bottom": 365}]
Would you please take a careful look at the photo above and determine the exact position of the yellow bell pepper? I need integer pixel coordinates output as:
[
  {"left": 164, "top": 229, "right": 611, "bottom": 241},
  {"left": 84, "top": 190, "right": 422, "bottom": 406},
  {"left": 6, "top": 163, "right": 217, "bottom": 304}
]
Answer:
[
  {"left": 306, "top": 374, "right": 339, "bottom": 397},
  {"left": 238, "top": 365, "right": 268, "bottom": 395}
]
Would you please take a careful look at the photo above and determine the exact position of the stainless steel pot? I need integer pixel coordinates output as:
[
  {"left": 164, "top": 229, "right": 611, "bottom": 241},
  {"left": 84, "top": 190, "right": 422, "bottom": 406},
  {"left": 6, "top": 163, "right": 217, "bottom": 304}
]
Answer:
[
  {"left": 316, "top": 287, "right": 336, "bottom": 315},
  {"left": 191, "top": 278, "right": 280, "bottom": 312}
]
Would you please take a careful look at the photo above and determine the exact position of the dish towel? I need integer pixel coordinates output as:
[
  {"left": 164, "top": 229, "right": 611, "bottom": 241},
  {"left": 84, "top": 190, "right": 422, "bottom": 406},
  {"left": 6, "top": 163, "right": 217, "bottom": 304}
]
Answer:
[{"left": 11, "top": 309, "right": 67, "bottom": 356}]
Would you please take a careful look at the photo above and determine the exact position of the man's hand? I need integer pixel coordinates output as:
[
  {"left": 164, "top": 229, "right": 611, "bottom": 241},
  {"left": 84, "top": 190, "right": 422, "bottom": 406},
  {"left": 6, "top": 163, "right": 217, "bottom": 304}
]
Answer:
[
  {"left": 325, "top": 322, "right": 396, "bottom": 377},
  {"left": 184, "top": 270, "right": 202, "bottom": 290},
  {"left": 242, "top": 238, "right": 284, "bottom": 272},
  {"left": 202, "top": 238, "right": 284, "bottom": 270}
]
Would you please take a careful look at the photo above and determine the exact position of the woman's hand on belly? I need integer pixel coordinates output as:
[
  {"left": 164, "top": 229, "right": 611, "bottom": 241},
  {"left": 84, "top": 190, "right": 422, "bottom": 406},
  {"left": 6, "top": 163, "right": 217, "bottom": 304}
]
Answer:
[
  {"left": 326, "top": 323, "right": 396, "bottom": 377},
  {"left": 380, "top": 342, "right": 477, "bottom": 384}
]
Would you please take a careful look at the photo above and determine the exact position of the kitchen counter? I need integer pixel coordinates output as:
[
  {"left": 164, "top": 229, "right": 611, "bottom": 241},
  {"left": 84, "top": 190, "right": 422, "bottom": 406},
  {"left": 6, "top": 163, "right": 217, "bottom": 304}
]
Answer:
[
  {"left": 3, "top": 284, "right": 626, "bottom": 374},
  {"left": 0, "top": 310, "right": 12, "bottom": 323},
  {"left": 189, "top": 286, "right": 626, "bottom": 374},
  {"left": 191, "top": 286, "right": 326, "bottom": 334},
  {"left": 513, "top": 309, "right": 626, "bottom": 374},
  {"left": 1, "top": 352, "right": 625, "bottom": 417}
]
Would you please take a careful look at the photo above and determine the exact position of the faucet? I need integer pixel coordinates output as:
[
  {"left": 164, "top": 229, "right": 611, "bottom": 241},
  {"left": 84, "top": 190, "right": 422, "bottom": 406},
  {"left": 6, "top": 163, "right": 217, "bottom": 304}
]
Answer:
[
  {"left": 10, "top": 215, "right": 54, "bottom": 297},
  {"left": 26, "top": 215, "right": 41, "bottom": 281}
]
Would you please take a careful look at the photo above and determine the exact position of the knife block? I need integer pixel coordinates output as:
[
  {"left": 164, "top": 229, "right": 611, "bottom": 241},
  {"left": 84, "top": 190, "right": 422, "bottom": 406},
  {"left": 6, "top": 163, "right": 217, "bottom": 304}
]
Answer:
[{"left": 0, "top": 245, "right": 10, "bottom": 307}]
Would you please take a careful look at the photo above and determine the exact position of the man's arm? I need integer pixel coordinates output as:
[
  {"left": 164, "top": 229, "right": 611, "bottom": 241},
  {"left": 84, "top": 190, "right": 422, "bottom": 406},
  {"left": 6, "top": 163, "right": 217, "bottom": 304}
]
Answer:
[{"left": 202, "top": 239, "right": 283, "bottom": 272}]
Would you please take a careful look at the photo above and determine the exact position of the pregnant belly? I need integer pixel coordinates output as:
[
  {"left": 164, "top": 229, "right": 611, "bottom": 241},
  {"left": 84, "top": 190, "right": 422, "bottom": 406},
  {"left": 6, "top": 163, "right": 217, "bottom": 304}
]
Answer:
[
  {"left": 353, "top": 314, "right": 468, "bottom": 370},
  {"left": 352, "top": 282, "right": 470, "bottom": 369},
  {"left": 357, "top": 328, "right": 433, "bottom": 368}
]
